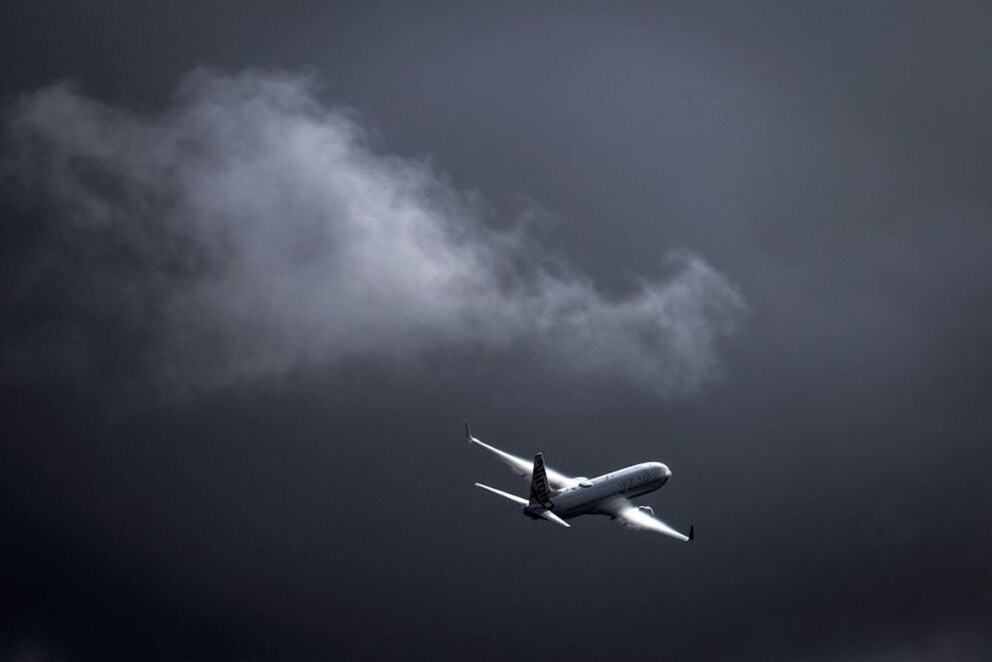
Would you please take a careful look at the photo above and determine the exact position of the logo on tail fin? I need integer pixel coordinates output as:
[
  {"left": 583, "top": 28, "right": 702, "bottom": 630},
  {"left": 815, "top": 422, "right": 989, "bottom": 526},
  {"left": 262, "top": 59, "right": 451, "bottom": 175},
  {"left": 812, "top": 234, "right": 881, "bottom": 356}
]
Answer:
[{"left": 529, "top": 453, "right": 554, "bottom": 510}]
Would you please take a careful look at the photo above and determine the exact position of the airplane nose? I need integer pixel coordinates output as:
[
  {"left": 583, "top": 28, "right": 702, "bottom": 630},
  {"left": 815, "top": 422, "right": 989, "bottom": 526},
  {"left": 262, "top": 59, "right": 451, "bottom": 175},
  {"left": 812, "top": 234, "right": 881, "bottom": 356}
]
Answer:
[{"left": 658, "top": 463, "right": 671, "bottom": 480}]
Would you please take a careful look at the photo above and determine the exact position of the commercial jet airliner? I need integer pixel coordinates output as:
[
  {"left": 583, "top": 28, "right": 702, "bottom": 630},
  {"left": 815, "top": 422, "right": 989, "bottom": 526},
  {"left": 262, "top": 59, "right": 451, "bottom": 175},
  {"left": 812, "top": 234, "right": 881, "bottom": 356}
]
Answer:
[{"left": 466, "top": 423, "right": 694, "bottom": 542}]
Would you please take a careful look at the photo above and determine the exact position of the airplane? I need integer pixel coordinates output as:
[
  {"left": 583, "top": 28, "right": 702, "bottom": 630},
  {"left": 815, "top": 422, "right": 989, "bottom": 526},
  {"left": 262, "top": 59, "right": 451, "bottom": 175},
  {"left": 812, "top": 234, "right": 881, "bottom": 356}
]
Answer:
[{"left": 465, "top": 423, "right": 694, "bottom": 542}]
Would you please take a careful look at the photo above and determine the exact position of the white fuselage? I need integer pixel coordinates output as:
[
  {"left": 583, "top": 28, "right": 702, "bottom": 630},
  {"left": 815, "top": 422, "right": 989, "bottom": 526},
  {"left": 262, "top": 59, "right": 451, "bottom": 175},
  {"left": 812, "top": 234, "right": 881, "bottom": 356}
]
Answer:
[
  {"left": 467, "top": 424, "right": 691, "bottom": 540},
  {"left": 528, "top": 462, "right": 671, "bottom": 520}
]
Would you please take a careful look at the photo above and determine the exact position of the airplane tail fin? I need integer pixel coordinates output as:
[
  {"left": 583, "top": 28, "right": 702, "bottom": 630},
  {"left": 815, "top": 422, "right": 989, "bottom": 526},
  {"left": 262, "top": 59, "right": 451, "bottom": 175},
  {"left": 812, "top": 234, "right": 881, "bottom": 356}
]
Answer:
[{"left": 528, "top": 453, "right": 554, "bottom": 509}]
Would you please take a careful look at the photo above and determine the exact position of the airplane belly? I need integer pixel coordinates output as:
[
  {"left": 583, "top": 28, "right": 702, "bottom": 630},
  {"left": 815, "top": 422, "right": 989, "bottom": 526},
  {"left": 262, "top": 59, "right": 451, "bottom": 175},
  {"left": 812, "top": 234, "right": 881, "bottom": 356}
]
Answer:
[{"left": 551, "top": 490, "right": 599, "bottom": 518}]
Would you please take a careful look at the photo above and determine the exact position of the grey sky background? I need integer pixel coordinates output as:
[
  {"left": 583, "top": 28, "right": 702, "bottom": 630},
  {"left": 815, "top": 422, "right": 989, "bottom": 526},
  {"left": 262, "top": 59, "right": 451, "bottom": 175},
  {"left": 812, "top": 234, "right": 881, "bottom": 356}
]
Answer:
[{"left": 1, "top": 2, "right": 990, "bottom": 660}]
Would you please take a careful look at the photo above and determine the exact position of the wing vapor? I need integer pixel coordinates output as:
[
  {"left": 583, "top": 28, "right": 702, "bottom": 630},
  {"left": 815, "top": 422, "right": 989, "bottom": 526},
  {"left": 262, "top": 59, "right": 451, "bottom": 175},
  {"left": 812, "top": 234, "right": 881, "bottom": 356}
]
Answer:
[
  {"left": 601, "top": 498, "right": 693, "bottom": 542},
  {"left": 465, "top": 422, "right": 574, "bottom": 489}
]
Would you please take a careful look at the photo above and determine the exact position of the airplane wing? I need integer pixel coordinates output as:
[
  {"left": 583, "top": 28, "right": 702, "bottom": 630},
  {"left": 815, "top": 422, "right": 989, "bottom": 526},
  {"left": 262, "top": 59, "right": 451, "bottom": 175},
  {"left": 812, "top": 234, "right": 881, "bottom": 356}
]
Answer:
[
  {"left": 465, "top": 422, "right": 575, "bottom": 490},
  {"left": 599, "top": 498, "right": 693, "bottom": 542}
]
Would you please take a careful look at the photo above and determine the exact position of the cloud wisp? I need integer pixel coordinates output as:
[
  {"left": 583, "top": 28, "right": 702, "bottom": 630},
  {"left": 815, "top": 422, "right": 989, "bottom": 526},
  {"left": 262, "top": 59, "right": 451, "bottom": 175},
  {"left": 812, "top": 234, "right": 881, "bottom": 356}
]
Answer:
[{"left": 3, "top": 70, "right": 745, "bottom": 395}]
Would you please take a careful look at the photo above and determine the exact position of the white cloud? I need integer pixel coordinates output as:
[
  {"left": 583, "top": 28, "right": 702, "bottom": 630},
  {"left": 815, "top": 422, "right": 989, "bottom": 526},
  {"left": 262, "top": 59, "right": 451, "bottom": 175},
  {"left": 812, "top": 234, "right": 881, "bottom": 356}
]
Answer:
[{"left": 4, "top": 69, "right": 745, "bottom": 394}]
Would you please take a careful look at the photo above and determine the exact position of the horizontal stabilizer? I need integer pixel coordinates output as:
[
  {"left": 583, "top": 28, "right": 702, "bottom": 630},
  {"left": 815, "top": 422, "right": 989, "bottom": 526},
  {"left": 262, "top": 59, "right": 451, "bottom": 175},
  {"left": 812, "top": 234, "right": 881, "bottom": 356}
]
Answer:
[
  {"left": 474, "top": 482, "right": 528, "bottom": 506},
  {"left": 536, "top": 509, "right": 571, "bottom": 528}
]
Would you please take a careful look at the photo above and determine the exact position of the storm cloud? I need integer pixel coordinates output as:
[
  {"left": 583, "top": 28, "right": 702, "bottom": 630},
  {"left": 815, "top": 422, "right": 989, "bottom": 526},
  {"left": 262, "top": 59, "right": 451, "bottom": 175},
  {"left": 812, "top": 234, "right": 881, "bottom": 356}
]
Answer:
[{"left": 3, "top": 69, "right": 744, "bottom": 393}]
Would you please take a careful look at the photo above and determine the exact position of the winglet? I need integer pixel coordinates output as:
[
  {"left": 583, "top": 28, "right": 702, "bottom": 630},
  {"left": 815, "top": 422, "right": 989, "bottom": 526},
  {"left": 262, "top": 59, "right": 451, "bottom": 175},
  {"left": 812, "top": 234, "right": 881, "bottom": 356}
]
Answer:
[
  {"left": 688, "top": 525, "right": 694, "bottom": 542},
  {"left": 465, "top": 421, "right": 474, "bottom": 442}
]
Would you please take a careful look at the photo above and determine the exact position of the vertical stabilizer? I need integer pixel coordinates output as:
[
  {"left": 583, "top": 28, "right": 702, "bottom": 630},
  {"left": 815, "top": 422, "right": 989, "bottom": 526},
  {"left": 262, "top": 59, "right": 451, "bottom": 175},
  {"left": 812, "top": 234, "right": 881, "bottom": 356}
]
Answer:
[{"left": 529, "top": 453, "right": 554, "bottom": 510}]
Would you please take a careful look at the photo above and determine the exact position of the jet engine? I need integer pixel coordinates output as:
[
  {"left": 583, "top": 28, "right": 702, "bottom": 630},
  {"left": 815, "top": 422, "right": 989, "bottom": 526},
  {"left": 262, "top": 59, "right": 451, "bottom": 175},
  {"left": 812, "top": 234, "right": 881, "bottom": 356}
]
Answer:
[{"left": 637, "top": 506, "right": 655, "bottom": 517}]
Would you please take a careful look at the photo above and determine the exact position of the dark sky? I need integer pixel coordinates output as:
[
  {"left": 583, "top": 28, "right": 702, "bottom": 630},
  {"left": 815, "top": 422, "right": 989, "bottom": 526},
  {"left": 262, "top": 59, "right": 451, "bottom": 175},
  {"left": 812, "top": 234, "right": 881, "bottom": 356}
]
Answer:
[{"left": 2, "top": 2, "right": 991, "bottom": 660}]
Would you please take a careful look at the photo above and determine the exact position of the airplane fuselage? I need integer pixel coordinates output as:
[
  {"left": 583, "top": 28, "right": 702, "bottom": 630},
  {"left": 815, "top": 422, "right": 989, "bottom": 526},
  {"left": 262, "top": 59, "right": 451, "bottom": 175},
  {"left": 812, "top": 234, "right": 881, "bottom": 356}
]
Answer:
[
  {"left": 467, "top": 423, "right": 691, "bottom": 540},
  {"left": 526, "top": 462, "right": 671, "bottom": 520}
]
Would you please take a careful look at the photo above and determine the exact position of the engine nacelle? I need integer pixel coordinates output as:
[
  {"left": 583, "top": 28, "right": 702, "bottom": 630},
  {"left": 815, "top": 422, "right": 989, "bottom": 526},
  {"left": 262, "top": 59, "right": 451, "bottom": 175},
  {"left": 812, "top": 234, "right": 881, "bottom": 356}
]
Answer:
[{"left": 637, "top": 506, "right": 655, "bottom": 517}]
